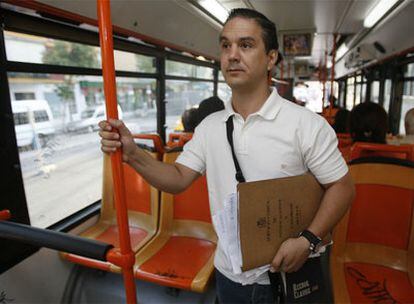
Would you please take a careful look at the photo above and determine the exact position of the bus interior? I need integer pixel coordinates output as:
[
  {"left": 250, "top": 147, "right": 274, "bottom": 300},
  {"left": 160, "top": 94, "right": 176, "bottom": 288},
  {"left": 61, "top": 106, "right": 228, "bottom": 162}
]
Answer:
[{"left": 1, "top": 0, "right": 414, "bottom": 303}]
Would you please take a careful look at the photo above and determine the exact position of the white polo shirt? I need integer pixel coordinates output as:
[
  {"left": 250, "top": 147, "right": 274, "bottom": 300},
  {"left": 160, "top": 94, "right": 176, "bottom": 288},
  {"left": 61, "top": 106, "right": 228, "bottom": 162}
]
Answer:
[{"left": 176, "top": 88, "right": 348, "bottom": 284}]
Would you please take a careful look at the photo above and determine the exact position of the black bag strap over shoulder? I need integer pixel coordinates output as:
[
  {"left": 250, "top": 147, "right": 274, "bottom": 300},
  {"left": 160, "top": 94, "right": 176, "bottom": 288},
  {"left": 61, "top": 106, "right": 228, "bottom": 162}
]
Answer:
[{"left": 226, "top": 116, "right": 246, "bottom": 183}]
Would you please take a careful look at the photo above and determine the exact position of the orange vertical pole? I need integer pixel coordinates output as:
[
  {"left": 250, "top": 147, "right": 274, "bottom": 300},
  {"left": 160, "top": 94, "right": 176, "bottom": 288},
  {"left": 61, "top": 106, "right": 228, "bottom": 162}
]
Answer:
[
  {"left": 329, "top": 33, "right": 337, "bottom": 110},
  {"left": 96, "top": 1, "right": 137, "bottom": 303}
]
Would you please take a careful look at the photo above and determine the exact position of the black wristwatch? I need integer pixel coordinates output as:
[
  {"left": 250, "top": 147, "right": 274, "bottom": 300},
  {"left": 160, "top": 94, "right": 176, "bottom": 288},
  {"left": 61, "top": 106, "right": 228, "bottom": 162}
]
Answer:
[{"left": 299, "top": 229, "right": 322, "bottom": 253}]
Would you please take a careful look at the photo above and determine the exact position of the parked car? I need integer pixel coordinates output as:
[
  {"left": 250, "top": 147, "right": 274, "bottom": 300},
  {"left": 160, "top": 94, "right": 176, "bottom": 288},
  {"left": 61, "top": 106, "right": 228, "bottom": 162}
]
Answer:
[
  {"left": 67, "top": 104, "right": 123, "bottom": 132},
  {"left": 12, "top": 99, "right": 55, "bottom": 148}
]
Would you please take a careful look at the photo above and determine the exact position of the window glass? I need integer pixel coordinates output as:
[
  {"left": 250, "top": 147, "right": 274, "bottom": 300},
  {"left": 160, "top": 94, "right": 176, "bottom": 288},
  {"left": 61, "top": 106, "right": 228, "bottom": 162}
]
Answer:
[
  {"left": 383, "top": 79, "right": 392, "bottom": 113},
  {"left": 4, "top": 31, "right": 101, "bottom": 68},
  {"left": 4, "top": 31, "right": 156, "bottom": 74},
  {"left": 338, "top": 81, "right": 346, "bottom": 107},
  {"left": 165, "top": 80, "right": 213, "bottom": 134},
  {"left": 361, "top": 83, "right": 366, "bottom": 103},
  {"left": 218, "top": 71, "right": 225, "bottom": 81},
  {"left": 114, "top": 50, "right": 156, "bottom": 73},
  {"left": 196, "top": 66, "right": 214, "bottom": 79},
  {"left": 218, "top": 82, "right": 231, "bottom": 102},
  {"left": 355, "top": 84, "right": 361, "bottom": 106},
  {"left": 166, "top": 60, "right": 213, "bottom": 79},
  {"left": 404, "top": 63, "right": 414, "bottom": 78},
  {"left": 116, "top": 77, "right": 157, "bottom": 134},
  {"left": 371, "top": 81, "right": 380, "bottom": 103},
  {"left": 8, "top": 72, "right": 158, "bottom": 228},
  {"left": 9, "top": 72, "right": 106, "bottom": 228},
  {"left": 346, "top": 78, "right": 354, "bottom": 110},
  {"left": 400, "top": 80, "right": 414, "bottom": 134},
  {"left": 15, "top": 92, "right": 36, "bottom": 100},
  {"left": 14, "top": 112, "right": 29, "bottom": 125},
  {"left": 34, "top": 110, "right": 49, "bottom": 122}
]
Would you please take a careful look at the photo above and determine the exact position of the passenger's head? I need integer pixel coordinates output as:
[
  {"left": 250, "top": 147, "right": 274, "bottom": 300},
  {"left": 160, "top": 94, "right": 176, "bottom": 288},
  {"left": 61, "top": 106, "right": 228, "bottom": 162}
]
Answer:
[
  {"left": 349, "top": 102, "right": 388, "bottom": 143},
  {"left": 220, "top": 9, "right": 280, "bottom": 90},
  {"left": 332, "top": 108, "right": 350, "bottom": 134},
  {"left": 224, "top": 9, "right": 281, "bottom": 60},
  {"left": 181, "top": 108, "right": 198, "bottom": 132},
  {"left": 405, "top": 108, "right": 414, "bottom": 135},
  {"left": 195, "top": 96, "right": 225, "bottom": 126}
]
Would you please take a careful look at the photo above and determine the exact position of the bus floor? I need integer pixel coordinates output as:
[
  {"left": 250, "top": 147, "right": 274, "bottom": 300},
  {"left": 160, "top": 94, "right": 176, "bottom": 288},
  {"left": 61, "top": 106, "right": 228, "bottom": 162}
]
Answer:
[
  {"left": 63, "top": 249, "right": 333, "bottom": 304},
  {"left": 62, "top": 265, "right": 217, "bottom": 303}
]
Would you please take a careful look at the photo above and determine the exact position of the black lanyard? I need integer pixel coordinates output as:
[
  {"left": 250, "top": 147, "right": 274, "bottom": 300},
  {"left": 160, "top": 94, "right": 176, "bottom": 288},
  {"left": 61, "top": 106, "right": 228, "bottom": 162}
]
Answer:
[{"left": 226, "top": 115, "right": 246, "bottom": 183}]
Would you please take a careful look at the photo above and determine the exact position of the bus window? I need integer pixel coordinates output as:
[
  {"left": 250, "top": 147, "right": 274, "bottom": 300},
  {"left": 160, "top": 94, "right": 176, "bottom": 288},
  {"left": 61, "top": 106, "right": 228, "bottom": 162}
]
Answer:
[
  {"left": 115, "top": 77, "right": 157, "bottom": 134},
  {"left": 401, "top": 80, "right": 414, "bottom": 134},
  {"left": 355, "top": 84, "right": 361, "bottom": 105},
  {"left": 371, "top": 81, "right": 380, "bottom": 103},
  {"left": 114, "top": 50, "right": 156, "bottom": 73},
  {"left": 166, "top": 60, "right": 214, "bottom": 79},
  {"left": 346, "top": 77, "right": 354, "bottom": 110},
  {"left": 4, "top": 31, "right": 101, "bottom": 69},
  {"left": 218, "top": 82, "right": 231, "bottom": 102},
  {"left": 9, "top": 73, "right": 104, "bottom": 228},
  {"left": 383, "top": 79, "right": 392, "bottom": 113},
  {"left": 165, "top": 80, "right": 213, "bottom": 136}
]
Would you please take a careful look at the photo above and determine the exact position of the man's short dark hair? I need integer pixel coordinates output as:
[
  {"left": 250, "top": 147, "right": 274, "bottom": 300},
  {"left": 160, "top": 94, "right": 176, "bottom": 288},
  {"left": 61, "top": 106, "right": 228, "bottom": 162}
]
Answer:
[{"left": 225, "top": 8, "right": 282, "bottom": 65}]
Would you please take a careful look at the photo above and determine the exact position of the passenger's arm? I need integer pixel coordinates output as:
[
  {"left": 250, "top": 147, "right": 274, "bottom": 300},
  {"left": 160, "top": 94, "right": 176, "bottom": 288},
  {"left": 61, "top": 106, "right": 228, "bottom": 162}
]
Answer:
[
  {"left": 271, "top": 172, "right": 355, "bottom": 273},
  {"left": 99, "top": 119, "right": 200, "bottom": 194}
]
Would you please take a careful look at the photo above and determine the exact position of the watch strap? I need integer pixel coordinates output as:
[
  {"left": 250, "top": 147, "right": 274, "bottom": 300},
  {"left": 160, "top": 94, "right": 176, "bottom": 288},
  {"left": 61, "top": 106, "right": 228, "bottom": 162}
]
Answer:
[{"left": 299, "top": 229, "right": 322, "bottom": 253}]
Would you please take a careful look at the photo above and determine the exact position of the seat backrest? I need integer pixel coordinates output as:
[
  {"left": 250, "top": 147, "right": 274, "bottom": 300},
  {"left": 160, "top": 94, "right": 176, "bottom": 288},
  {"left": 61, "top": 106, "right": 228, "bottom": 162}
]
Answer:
[
  {"left": 337, "top": 133, "right": 353, "bottom": 161},
  {"left": 163, "top": 151, "right": 211, "bottom": 223},
  {"left": 133, "top": 133, "right": 164, "bottom": 160},
  {"left": 332, "top": 160, "right": 414, "bottom": 264},
  {"left": 167, "top": 133, "right": 193, "bottom": 148},
  {"left": 337, "top": 133, "right": 353, "bottom": 148},
  {"left": 331, "top": 159, "right": 414, "bottom": 303},
  {"left": 349, "top": 142, "right": 413, "bottom": 161},
  {"left": 100, "top": 149, "right": 160, "bottom": 231}
]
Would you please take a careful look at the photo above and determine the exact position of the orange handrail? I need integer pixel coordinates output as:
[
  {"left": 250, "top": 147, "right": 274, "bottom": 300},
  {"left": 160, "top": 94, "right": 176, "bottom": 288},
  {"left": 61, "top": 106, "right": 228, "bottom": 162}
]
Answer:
[{"left": 97, "top": 0, "right": 137, "bottom": 303}]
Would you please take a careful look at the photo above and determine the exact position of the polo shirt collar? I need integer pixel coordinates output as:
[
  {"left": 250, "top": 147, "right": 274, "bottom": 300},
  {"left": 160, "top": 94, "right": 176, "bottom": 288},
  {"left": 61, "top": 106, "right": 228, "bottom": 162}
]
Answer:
[{"left": 222, "top": 87, "right": 282, "bottom": 122}]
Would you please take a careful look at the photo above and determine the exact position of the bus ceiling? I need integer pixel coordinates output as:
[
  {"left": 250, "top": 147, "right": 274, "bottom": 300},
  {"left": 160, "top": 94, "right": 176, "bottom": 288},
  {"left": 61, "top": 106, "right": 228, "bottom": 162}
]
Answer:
[{"left": 1, "top": 0, "right": 414, "bottom": 76}]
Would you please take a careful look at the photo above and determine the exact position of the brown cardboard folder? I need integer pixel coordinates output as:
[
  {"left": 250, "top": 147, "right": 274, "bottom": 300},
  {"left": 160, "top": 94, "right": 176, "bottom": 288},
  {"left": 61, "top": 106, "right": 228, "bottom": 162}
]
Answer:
[{"left": 238, "top": 173, "right": 324, "bottom": 271}]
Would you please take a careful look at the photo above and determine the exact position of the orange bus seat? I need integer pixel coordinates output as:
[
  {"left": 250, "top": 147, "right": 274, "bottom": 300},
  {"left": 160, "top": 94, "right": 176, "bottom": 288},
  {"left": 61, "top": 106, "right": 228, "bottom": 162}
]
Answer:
[
  {"left": 134, "top": 151, "right": 217, "bottom": 292},
  {"left": 337, "top": 133, "right": 353, "bottom": 161},
  {"left": 330, "top": 159, "right": 414, "bottom": 303},
  {"left": 133, "top": 133, "right": 165, "bottom": 160},
  {"left": 167, "top": 132, "right": 193, "bottom": 148},
  {"left": 61, "top": 148, "right": 160, "bottom": 273},
  {"left": 349, "top": 142, "right": 413, "bottom": 161}
]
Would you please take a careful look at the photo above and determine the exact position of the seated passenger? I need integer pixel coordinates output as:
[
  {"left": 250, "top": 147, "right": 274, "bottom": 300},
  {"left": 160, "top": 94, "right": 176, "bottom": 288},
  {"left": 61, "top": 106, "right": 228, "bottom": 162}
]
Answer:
[
  {"left": 181, "top": 108, "right": 198, "bottom": 132},
  {"left": 349, "top": 101, "right": 388, "bottom": 143},
  {"left": 403, "top": 108, "right": 414, "bottom": 144},
  {"left": 389, "top": 108, "right": 414, "bottom": 145},
  {"left": 194, "top": 96, "right": 225, "bottom": 127},
  {"left": 332, "top": 108, "right": 350, "bottom": 134}
]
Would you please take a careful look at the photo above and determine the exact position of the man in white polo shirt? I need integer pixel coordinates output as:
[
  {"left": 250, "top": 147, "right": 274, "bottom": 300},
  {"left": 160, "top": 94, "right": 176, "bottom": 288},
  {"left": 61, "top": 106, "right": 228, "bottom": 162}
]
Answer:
[{"left": 99, "top": 8, "right": 355, "bottom": 304}]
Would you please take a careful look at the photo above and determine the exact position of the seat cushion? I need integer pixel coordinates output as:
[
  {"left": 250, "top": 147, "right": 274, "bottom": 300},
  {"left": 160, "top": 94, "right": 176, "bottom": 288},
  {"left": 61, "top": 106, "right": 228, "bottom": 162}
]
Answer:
[
  {"left": 63, "top": 225, "right": 149, "bottom": 272},
  {"left": 96, "top": 225, "right": 148, "bottom": 249},
  {"left": 135, "top": 236, "right": 216, "bottom": 290}
]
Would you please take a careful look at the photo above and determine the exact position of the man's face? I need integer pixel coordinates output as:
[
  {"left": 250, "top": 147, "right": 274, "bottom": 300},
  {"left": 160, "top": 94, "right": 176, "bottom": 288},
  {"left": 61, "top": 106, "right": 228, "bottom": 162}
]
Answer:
[{"left": 219, "top": 17, "right": 276, "bottom": 90}]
